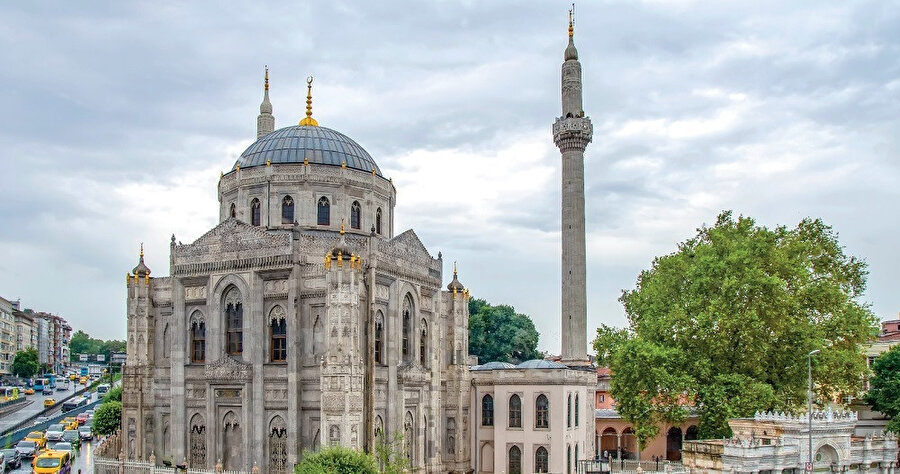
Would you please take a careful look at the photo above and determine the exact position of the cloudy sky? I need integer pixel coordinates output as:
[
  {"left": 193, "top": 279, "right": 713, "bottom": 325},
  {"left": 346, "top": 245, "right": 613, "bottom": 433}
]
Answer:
[{"left": 0, "top": 1, "right": 897, "bottom": 351}]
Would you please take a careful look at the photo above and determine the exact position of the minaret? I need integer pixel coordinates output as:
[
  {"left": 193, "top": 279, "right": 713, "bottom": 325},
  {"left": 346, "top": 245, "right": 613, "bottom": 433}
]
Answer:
[
  {"left": 257, "top": 66, "right": 275, "bottom": 139},
  {"left": 552, "top": 7, "right": 593, "bottom": 366}
]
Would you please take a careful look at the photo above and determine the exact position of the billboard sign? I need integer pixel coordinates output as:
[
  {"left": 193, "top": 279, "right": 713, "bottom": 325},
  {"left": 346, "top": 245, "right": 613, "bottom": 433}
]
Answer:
[
  {"left": 79, "top": 354, "right": 88, "bottom": 362},
  {"left": 96, "top": 354, "right": 106, "bottom": 362},
  {"left": 111, "top": 352, "right": 127, "bottom": 364}
]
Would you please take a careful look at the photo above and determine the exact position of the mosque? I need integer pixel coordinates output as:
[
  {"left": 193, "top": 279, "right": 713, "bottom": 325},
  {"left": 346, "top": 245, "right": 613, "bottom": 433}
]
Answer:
[{"left": 121, "top": 13, "right": 595, "bottom": 474}]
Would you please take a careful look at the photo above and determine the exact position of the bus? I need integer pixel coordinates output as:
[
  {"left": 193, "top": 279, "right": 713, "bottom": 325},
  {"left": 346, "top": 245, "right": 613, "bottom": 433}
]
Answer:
[
  {"left": 61, "top": 396, "right": 88, "bottom": 412},
  {"left": 0, "top": 387, "right": 19, "bottom": 402},
  {"left": 79, "top": 367, "right": 88, "bottom": 377},
  {"left": 96, "top": 384, "right": 110, "bottom": 395},
  {"left": 33, "top": 378, "right": 47, "bottom": 392}
]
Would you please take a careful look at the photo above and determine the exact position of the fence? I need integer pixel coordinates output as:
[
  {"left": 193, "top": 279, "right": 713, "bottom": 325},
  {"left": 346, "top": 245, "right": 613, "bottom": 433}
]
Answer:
[{"left": 94, "top": 436, "right": 255, "bottom": 474}]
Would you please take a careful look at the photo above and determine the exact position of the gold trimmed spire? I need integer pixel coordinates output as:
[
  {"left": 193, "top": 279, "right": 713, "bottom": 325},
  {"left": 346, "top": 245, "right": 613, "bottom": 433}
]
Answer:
[
  {"left": 568, "top": 4, "right": 575, "bottom": 38},
  {"left": 264, "top": 66, "right": 269, "bottom": 91},
  {"left": 140, "top": 242, "right": 144, "bottom": 258},
  {"left": 299, "top": 76, "right": 319, "bottom": 126}
]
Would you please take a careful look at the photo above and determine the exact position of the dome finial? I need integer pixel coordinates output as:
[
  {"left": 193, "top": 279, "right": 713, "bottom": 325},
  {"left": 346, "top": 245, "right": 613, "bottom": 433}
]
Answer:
[
  {"left": 299, "top": 76, "right": 319, "bottom": 126},
  {"left": 568, "top": 3, "right": 575, "bottom": 39},
  {"left": 132, "top": 242, "right": 151, "bottom": 278},
  {"left": 564, "top": 4, "right": 579, "bottom": 61},
  {"left": 140, "top": 242, "right": 144, "bottom": 258},
  {"left": 264, "top": 65, "right": 269, "bottom": 92}
]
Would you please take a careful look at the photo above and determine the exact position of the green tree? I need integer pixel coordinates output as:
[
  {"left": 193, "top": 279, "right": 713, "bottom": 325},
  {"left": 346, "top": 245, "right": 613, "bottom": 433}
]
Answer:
[
  {"left": 68, "top": 330, "right": 98, "bottom": 359},
  {"left": 468, "top": 298, "right": 541, "bottom": 364},
  {"left": 594, "top": 212, "right": 878, "bottom": 446},
  {"left": 102, "top": 386, "right": 122, "bottom": 403},
  {"left": 865, "top": 345, "right": 900, "bottom": 433},
  {"left": 295, "top": 446, "right": 377, "bottom": 474},
  {"left": 373, "top": 431, "right": 410, "bottom": 474},
  {"left": 11, "top": 348, "right": 40, "bottom": 378},
  {"left": 93, "top": 401, "right": 122, "bottom": 436}
]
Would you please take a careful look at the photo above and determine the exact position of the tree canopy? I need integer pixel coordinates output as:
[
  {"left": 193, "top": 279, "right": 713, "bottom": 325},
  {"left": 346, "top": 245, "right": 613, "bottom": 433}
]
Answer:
[
  {"left": 11, "top": 348, "right": 40, "bottom": 378},
  {"left": 469, "top": 298, "right": 541, "bottom": 364},
  {"left": 865, "top": 345, "right": 900, "bottom": 433},
  {"left": 294, "top": 446, "right": 377, "bottom": 474},
  {"left": 594, "top": 212, "right": 878, "bottom": 446},
  {"left": 69, "top": 330, "right": 126, "bottom": 361},
  {"left": 93, "top": 401, "right": 122, "bottom": 436}
]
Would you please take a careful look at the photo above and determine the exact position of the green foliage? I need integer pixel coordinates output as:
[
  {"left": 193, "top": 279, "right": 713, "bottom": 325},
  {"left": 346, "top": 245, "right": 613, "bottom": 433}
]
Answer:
[
  {"left": 373, "top": 431, "right": 410, "bottom": 474},
  {"left": 69, "top": 330, "right": 126, "bottom": 361},
  {"left": 103, "top": 386, "right": 122, "bottom": 404},
  {"left": 294, "top": 446, "right": 377, "bottom": 474},
  {"left": 596, "top": 212, "right": 878, "bottom": 444},
  {"left": 93, "top": 401, "right": 122, "bottom": 436},
  {"left": 11, "top": 348, "right": 40, "bottom": 378},
  {"left": 468, "top": 298, "right": 541, "bottom": 364},
  {"left": 865, "top": 345, "right": 900, "bottom": 432}
]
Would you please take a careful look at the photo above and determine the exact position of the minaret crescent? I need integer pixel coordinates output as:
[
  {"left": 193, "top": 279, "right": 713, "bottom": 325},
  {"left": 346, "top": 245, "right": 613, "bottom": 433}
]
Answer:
[{"left": 552, "top": 7, "right": 593, "bottom": 366}]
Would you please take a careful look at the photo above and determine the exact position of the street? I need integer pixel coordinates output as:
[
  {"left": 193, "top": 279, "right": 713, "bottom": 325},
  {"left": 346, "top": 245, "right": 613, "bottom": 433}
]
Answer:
[
  {"left": 7, "top": 437, "right": 96, "bottom": 473},
  {"left": 0, "top": 383, "right": 80, "bottom": 433}
]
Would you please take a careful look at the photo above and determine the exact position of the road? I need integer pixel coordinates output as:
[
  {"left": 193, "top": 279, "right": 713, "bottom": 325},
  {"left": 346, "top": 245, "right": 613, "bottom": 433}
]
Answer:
[
  {"left": 7, "top": 437, "right": 97, "bottom": 473},
  {"left": 0, "top": 383, "right": 82, "bottom": 433}
]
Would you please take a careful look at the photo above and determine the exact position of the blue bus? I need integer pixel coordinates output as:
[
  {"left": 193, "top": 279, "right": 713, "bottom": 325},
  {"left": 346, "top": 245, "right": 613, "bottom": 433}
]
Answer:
[
  {"left": 34, "top": 378, "right": 46, "bottom": 391},
  {"left": 79, "top": 367, "right": 88, "bottom": 377},
  {"left": 44, "top": 374, "right": 56, "bottom": 389}
]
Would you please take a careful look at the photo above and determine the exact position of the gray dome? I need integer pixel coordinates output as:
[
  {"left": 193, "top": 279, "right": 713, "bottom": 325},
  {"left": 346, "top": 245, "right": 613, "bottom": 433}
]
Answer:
[
  {"left": 472, "top": 361, "right": 517, "bottom": 371},
  {"left": 235, "top": 125, "right": 383, "bottom": 176},
  {"left": 516, "top": 359, "right": 568, "bottom": 369}
]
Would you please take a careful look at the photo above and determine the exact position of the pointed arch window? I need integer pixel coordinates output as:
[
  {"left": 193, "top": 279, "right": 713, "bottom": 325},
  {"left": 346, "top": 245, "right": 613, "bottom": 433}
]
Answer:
[
  {"left": 568, "top": 393, "right": 573, "bottom": 428},
  {"left": 419, "top": 319, "right": 428, "bottom": 366},
  {"left": 508, "top": 445, "right": 522, "bottom": 474},
  {"left": 481, "top": 394, "right": 494, "bottom": 427},
  {"left": 269, "top": 307, "right": 286, "bottom": 362},
  {"left": 317, "top": 196, "right": 330, "bottom": 226},
  {"left": 350, "top": 201, "right": 361, "bottom": 230},
  {"left": 536, "top": 394, "right": 549, "bottom": 429},
  {"left": 229, "top": 203, "right": 236, "bottom": 219},
  {"left": 251, "top": 198, "right": 261, "bottom": 226},
  {"left": 567, "top": 445, "right": 572, "bottom": 474},
  {"left": 402, "top": 295, "right": 412, "bottom": 362},
  {"left": 509, "top": 394, "right": 522, "bottom": 428},
  {"left": 191, "top": 319, "right": 206, "bottom": 363},
  {"left": 281, "top": 195, "right": 294, "bottom": 224},
  {"left": 374, "top": 313, "right": 384, "bottom": 365},
  {"left": 575, "top": 393, "right": 580, "bottom": 427},
  {"left": 225, "top": 289, "right": 243, "bottom": 355},
  {"left": 376, "top": 208, "right": 382, "bottom": 235},
  {"left": 535, "top": 446, "right": 549, "bottom": 473}
]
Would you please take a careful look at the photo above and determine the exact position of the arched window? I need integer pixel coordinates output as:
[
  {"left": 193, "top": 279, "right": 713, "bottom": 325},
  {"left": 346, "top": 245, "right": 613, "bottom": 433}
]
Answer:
[
  {"left": 575, "top": 445, "right": 579, "bottom": 469},
  {"left": 191, "top": 319, "right": 206, "bottom": 363},
  {"left": 224, "top": 288, "right": 243, "bottom": 355},
  {"left": 446, "top": 418, "right": 456, "bottom": 455},
  {"left": 350, "top": 201, "right": 361, "bottom": 229},
  {"left": 229, "top": 203, "right": 236, "bottom": 218},
  {"left": 402, "top": 295, "right": 412, "bottom": 362},
  {"left": 281, "top": 196, "right": 294, "bottom": 224},
  {"left": 404, "top": 412, "right": 414, "bottom": 466},
  {"left": 376, "top": 208, "right": 382, "bottom": 235},
  {"left": 508, "top": 445, "right": 522, "bottom": 474},
  {"left": 251, "top": 198, "right": 261, "bottom": 226},
  {"left": 268, "top": 416, "right": 287, "bottom": 474},
  {"left": 317, "top": 196, "right": 330, "bottom": 226},
  {"left": 269, "top": 307, "right": 286, "bottom": 362},
  {"left": 567, "top": 393, "right": 573, "bottom": 428},
  {"left": 535, "top": 446, "right": 549, "bottom": 473},
  {"left": 481, "top": 394, "right": 494, "bottom": 427},
  {"left": 575, "top": 393, "right": 580, "bottom": 427},
  {"left": 535, "top": 394, "right": 549, "bottom": 429},
  {"left": 419, "top": 319, "right": 427, "bottom": 366},
  {"left": 374, "top": 313, "right": 384, "bottom": 365},
  {"left": 567, "top": 445, "right": 572, "bottom": 474},
  {"left": 509, "top": 394, "right": 522, "bottom": 428}
]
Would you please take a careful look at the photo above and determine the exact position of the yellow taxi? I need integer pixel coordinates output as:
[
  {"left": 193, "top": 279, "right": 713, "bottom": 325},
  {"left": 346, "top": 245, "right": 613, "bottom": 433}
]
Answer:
[
  {"left": 69, "top": 374, "right": 76, "bottom": 381},
  {"left": 43, "top": 398, "right": 56, "bottom": 408},
  {"left": 61, "top": 417, "right": 78, "bottom": 430},
  {"left": 32, "top": 450, "right": 71, "bottom": 473},
  {"left": 24, "top": 430, "right": 46, "bottom": 449},
  {"left": 79, "top": 376, "right": 88, "bottom": 385},
  {"left": 24, "top": 387, "right": 35, "bottom": 395}
]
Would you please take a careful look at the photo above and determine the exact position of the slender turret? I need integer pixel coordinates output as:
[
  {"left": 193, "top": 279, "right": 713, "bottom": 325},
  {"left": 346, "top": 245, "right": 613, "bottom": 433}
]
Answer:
[
  {"left": 257, "top": 66, "right": 275, "bottom": 139},
  {"left": 552, "top": 6, "right": 593, "bottom": 366}
]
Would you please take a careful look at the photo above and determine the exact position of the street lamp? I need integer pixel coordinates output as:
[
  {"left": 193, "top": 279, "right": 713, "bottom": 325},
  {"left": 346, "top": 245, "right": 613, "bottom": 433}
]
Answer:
[{"left": 807, "top": 349, "right": 820, "bottom": 473}]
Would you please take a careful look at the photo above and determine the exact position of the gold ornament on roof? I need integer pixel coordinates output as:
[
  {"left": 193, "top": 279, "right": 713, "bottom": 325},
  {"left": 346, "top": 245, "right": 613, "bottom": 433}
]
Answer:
[
  {"left": 340, "top": 220, "right": 345, "bottom": 235},
  {"left": 568, "top": 4, "right": 575, "bottom": 38},
  {"left": 264, "top": 65, "right": 269, "bottom": 92},
  {"left": 299, "top": 76, "right": 319, "bottom": 126}
]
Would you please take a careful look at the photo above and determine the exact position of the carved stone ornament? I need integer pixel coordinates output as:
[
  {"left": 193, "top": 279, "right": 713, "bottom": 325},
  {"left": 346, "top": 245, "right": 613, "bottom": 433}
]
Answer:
[{"left": 205, "top": 357, "right": 252, "bottom": 381}]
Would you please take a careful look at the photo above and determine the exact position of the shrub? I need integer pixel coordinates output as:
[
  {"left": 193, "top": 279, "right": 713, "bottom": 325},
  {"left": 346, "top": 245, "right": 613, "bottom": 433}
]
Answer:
[{"left": 295, "top": 445, "right": 377, "bottom": 474}]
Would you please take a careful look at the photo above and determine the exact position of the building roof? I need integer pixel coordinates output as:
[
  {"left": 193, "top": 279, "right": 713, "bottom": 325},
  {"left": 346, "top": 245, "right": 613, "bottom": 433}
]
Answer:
[
  {"left": 516, "top": 359, "right": 568, "bottom": 369},
  {"left": 471, "top": 361, "right": 517, "bottom": 371},
  {"left": 234, "top": 125, "right": 383, "bottom": 176}
]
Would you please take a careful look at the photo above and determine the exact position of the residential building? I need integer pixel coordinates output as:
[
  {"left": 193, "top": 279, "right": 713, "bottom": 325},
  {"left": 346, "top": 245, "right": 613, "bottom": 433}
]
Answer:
[{"left": 0, "top": 296, "right": 17, "bottom": 374}]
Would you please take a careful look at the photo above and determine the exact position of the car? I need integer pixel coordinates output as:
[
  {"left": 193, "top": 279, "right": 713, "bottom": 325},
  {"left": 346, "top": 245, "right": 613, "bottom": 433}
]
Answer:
[
  {"left": 15, "top": 440, "right": 38, "bottom": 458},
  {"left": 32, "top": 450, "right": 71, "bottom": 474},
  {"left": 75, "top": 412, "right": 89, "bottom": 425},
  {"left": 43, "top": 398, "right": 56, "bottom": 408},
  {"left": 77, "top": 425, "right": 93, "bottom": 441},
  {"left": 61, "top": 417, "right": 78, "bottom": 430},
  {"left": 24, "top": 431, "right": 46, "bottom": 449},
  {"left": 61, "top": 430, "right": 81, "bottom": 449},
  {"left": 79, "top": 376, "right": 87, "bottom": 385},
  {"left": 45, "top": 423, "right": 65, "bottom": 442},
  {"left": 69, "top": 374, "right": 76, "bottom": 381},
  {"left": 1, "top": 448, "right": 22, "bottom": 469},
  {"left": 50, "top": 441, "right": 76, "bottom": 456},
  {"left": 42, "top": 387, "right": 53, "bottom": 395},
  {"left": 24, "top": 387, "right": 34, "bottom": 395}
]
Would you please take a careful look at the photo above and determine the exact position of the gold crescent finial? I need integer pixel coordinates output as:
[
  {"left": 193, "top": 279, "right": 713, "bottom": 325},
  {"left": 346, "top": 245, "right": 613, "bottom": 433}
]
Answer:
[
  {"left": 340, "top": 219, "right": 345, "bottom": 235},
  {"left": 453, "top": 261, "right": 457, "bottom": 276},
  {"left": 140, "top": 243, "right": 144, "bottom": 258},
  {"left": 299, "top": 76, "right": 319, "bottom": 126},
  {"left": 264, "top": 65, "right": 269, "bottom": 91},
  {"left": 568, "top": 4, "right": 575, "bottom": 38}
]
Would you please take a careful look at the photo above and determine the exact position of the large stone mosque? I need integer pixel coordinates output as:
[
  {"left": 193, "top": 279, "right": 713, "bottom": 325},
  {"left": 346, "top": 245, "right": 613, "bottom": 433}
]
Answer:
[{"left": 122, "top": 13, "right": 596, "bottom": 474}]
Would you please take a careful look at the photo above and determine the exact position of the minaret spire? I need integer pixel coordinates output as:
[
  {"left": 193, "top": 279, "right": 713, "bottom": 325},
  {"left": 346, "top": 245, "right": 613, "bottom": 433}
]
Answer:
[
  {"left": 299, "top": 76, "right": 319, "bottom": 126},
  {"left": 257, "top": 65, "right": 275, "bottom": 139},
  {"left": 552, "top": 5, "right": 593, "bottom": 367}
]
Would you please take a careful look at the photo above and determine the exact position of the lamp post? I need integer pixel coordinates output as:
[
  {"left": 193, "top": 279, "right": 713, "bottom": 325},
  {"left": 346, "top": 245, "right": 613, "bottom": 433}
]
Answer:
[{"left": 807, "top": 349, "right": 820, "bottom": 473}]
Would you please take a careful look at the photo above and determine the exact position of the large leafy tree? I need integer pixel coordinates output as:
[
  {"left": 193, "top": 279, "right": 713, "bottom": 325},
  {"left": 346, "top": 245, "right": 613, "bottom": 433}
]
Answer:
[
  {"left": 11, "top": 348, "right": 40, "bottom": 378},
  {"left": 865, "top": 345, "right": 900, "bottom": 433},
  {"left": 93, "top": 401, "right": 122, "bottom": 436},
  {"left": 469, "top": 298, "right": 541, "bottom": 364},
  {"left": 68, "top": 329, "right": 125, "bottom": 361},
  {"left": 594, "top": 212, "right": 878, "bottom": 446}
]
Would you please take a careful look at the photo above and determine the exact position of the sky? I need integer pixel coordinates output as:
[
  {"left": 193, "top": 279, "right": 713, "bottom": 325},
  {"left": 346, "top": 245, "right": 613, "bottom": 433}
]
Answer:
[{"left": 0, "top": 1, "right": 897, "bottom": 351}]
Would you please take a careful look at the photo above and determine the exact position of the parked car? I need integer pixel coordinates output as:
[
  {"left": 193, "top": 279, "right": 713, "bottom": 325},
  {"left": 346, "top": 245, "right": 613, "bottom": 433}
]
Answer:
[
  {"left": 44, "top": 423, "right": 65, "bottom": 442},
  {"left": 24, "top": 431, "right": 46, "bottom": 449},
  {"left": 15, "top": 440, "right": 37, "bottom": 458},
  {"left": 43, "top": 398, "right": 55, "bottom": 408},
  {"left": 0, "top": 448, "right": 22, "bottom": 469},
  {"left": 77, "top": 425, "right": 93, "bottom": 441},
  {"left": 61, "top": 430, "right": 81, "bottom": 448}
]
